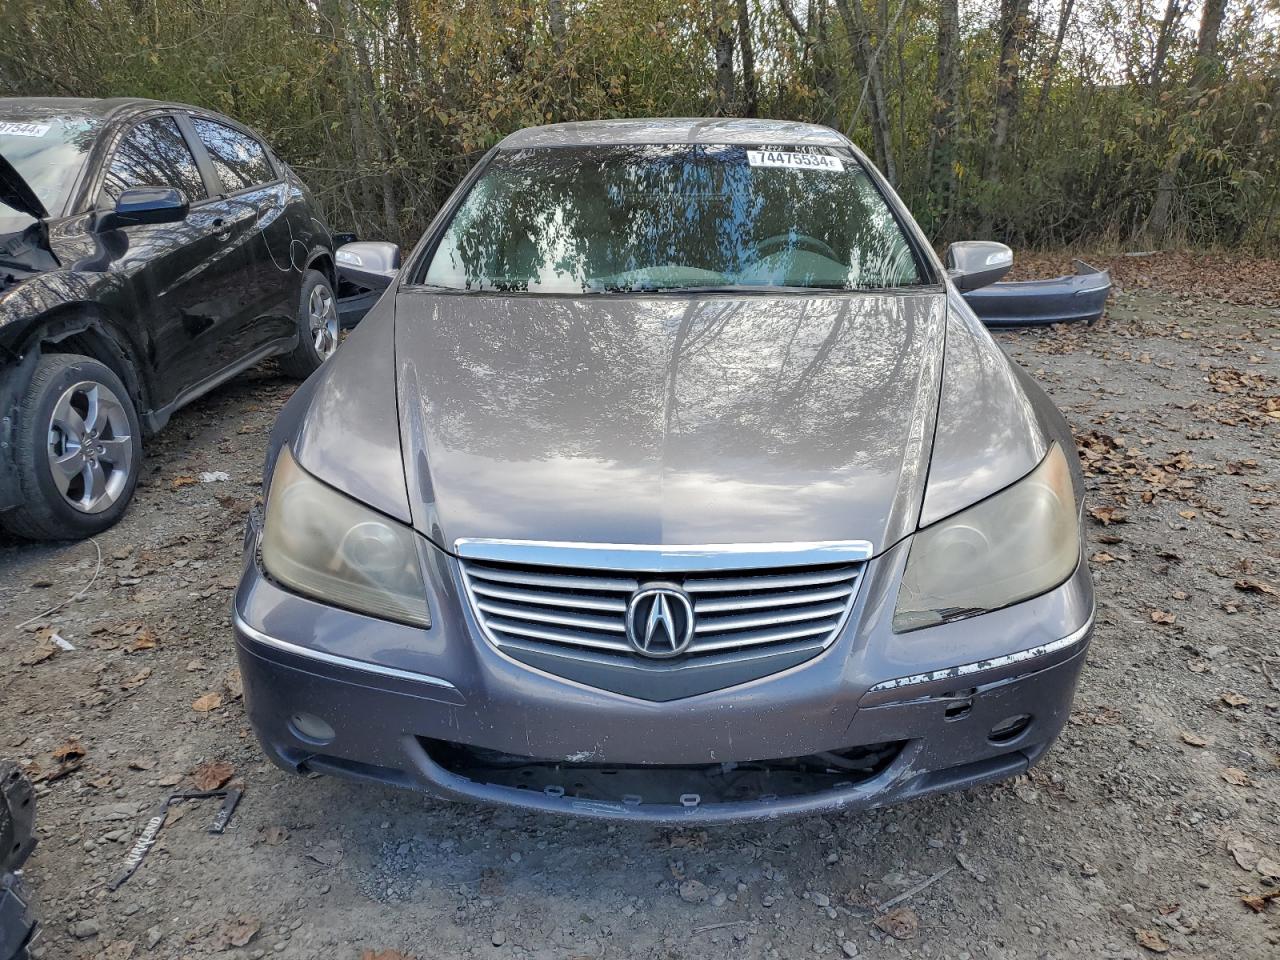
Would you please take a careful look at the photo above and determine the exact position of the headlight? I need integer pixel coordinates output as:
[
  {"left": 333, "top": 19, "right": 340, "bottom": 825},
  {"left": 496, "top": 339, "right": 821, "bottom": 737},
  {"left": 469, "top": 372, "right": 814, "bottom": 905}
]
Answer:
[
  {"left": 894, "top": 444, "right": 1079, "bottom": 632},
  {"left": 260, "top": 446, "right": 430, "bottom": 626}
]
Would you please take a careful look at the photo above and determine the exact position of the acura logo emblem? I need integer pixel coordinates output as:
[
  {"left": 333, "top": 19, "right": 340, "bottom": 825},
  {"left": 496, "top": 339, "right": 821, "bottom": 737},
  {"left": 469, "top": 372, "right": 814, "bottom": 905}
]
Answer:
[{"left": 625, "top": 585, "right": 695, "bottom": 658}]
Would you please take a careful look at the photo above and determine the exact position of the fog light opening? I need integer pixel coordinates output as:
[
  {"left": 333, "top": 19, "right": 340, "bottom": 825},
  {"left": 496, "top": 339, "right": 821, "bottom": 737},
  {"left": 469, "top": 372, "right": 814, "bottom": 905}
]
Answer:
[
  {"left": 988, "top": 714, "right": 1032, "bottom": 745},
  {"left": 289, "top": 712, "right": 336, "bottom": 745}
]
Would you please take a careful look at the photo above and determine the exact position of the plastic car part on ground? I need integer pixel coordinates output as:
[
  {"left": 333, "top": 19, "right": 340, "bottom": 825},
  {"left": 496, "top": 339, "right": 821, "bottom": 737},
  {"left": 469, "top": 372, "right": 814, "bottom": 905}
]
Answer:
[
  {"left": 0, "top": 762, "right": 37, "bottom": 960},
  {"left": 960, "top": 259, "right": 1111, "bottom": 327}
]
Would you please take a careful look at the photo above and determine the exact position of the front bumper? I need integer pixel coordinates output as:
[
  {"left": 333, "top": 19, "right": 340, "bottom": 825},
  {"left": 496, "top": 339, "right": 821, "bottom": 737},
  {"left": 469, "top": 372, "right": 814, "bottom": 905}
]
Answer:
[{"left": 233, "top": 530, "right": 1095, "bottom": 824}]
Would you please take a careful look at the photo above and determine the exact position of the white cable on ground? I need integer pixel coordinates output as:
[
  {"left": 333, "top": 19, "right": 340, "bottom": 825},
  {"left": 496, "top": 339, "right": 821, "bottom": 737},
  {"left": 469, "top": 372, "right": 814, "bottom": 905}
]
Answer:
[{"left": 12, "top": 536, "right": 103, "bottom": 632}]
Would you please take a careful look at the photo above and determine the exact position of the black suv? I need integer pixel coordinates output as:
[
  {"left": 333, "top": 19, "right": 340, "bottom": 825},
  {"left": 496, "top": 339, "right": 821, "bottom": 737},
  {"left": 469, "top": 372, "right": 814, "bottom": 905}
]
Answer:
[{"left": 0, "top": 97, "right": 338, "bottom": 540}]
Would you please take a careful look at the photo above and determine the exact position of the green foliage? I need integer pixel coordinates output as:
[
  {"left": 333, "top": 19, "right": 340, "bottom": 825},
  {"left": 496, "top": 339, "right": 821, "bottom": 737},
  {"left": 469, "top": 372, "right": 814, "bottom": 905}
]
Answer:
[{"left": 0, "top": 0, "right": 1275, "bottom": 249}]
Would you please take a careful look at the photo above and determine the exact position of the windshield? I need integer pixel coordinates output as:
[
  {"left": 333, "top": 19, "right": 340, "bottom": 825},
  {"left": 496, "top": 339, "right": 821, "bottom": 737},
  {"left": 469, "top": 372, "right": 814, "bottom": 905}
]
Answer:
[
  {"left": 0, "top": 113, "right": 101, "bottom": 232},
  {"left": 420, "top": 144, "right": 925, "bottom": 293}
]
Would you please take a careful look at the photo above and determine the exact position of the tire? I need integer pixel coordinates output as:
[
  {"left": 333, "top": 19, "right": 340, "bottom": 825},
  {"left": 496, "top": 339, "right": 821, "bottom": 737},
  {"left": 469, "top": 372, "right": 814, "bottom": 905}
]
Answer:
[
  {"left": 0, "top": 353, "right": 142, "bottom": 541},
  {"left": 279, "top": 269, "right": 340, "bottom": 379}
]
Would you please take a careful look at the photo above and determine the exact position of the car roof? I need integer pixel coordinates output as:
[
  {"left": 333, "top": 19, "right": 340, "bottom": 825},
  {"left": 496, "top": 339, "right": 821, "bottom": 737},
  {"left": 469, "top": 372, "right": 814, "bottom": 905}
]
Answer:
[
  {"left": 0, "top": 96, "right": 212, "bottom": 123},
  {"left": 496, "top": 118, "right": 851, "bottom": 150}
]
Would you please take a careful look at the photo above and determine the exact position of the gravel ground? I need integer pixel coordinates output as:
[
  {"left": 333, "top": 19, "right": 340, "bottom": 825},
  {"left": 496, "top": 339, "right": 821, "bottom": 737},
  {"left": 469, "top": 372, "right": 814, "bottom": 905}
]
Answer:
[{"left": 1, "top": 282, "right": 1277, "bottom": 960}]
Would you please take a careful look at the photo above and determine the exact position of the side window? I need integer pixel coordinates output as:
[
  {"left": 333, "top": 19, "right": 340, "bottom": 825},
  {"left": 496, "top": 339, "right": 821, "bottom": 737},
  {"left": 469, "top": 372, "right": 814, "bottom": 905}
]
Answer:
[
  {"left": 101, "top": 117, "right": 208, "bottom": 205},
  {"left": 191, "top": 118, "right": 274, "bottom": 193}
]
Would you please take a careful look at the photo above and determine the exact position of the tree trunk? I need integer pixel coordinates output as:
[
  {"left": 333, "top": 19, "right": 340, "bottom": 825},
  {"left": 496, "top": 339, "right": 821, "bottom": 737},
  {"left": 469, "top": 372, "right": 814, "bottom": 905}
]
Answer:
[
  {"left": 711, "top": 2, "right": 736, "bottom": 115},
  {"left": 736, "top": 0, "right": 758, "bottom": 117},
  {"left": 1147, "top": 0, "right": 1184, "bottom": 95},
  {"left": 1034, "top": 0, "right": 1075, "bottom": 119},
  {"left": 548, "top": 0, "right": 567, "bottom": 60},
  {"left": 1146, "top": 0, "right": 1228, "bottom": 239},
  {"left": 834, "top": 0, "right": 897, "bottom": 184},
  {"left": 926, "top": 0, "right": 959, "bottom": 227},
  {"left": 988, "top": 0, "right": 1031, "bottom": 185}
]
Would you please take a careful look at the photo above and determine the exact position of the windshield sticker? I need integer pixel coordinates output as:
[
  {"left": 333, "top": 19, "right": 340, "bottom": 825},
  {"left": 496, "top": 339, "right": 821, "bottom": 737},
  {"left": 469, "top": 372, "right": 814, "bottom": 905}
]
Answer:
[
  {"left": 0, "top": 121, "right": 52, "bottom": 138},
  {"left": 746, "top": 150, "right": 844, "bottom": 172}
]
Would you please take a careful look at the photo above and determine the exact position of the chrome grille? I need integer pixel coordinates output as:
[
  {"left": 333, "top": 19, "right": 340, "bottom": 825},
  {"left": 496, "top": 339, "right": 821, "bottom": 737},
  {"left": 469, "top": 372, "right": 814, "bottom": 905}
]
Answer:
[{"left": 460, "top": 555, "right": 865, "bottom": 665}]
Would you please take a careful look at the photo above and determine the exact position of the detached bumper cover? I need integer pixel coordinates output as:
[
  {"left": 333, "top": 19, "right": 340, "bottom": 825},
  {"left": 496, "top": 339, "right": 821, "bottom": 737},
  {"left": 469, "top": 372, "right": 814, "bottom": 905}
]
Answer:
[{"left": 962, "top": 260, "right": 1111, "bottom": 327}]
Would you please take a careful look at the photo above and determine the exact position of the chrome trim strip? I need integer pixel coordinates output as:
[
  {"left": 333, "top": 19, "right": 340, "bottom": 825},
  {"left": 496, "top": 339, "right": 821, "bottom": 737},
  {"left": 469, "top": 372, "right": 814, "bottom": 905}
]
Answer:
[
  {"left": 233, "top": 610, "right": 458, "bottom": 691},
  {"left": 867, "top": 615, "right": 1094, "bottom": 693},
  {"left": 454, "top": 538, "right": 875, "bottom": 572}
]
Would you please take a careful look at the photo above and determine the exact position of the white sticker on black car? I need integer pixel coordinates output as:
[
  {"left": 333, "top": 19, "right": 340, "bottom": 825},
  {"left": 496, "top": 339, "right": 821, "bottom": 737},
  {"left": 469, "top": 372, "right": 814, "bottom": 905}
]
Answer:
[
  {"left": 746, "top": 150, "right": 844, "bottom": 172},
  {"left": 0, "top": 121, "right": 52, "bottom": 138}
]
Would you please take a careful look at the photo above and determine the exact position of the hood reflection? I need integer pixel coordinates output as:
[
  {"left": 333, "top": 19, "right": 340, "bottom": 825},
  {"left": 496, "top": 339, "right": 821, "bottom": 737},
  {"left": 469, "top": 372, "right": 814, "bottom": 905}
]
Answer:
[{"left": 395, "top": 290, "right": 946, "bottom": 550}]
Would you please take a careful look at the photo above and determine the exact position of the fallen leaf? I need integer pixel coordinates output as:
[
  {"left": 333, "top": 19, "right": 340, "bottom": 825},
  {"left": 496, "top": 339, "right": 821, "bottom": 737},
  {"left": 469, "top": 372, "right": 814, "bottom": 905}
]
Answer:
[
  {"left": 211, "top": 915, "right": 260, "bottom": 951},
  {"left": 1150, "top": 610, "right": 1177, "bottom": 625},
  {"left": 191, "top": 760, "right": 235, "bottom": 791},
  {"left": 127, "top": 628, "right": 158, "bottom": 652},
  {"left": 1179, "top": 731, "right": 1209, "bottom": 747},
  {"left": 52, "top": 738, "right": 86, "bottom": 762},
  {"left": 128, "top": 758, "right": 156, "bottom": 771},
  {"left": 1088, "top": 505, "right": 1128, "bottom": 526},
  {"left": 170, "top": 475, "right": 198, "bottom": 490},
  {"left": 306, "top": 839, "right": 344, "bottom": 867},
  {"left": 260, "top": 824, "right": 289, "bottom": 846},
  {"left": 1091, "top": 551, "right": 1119, "bottom": 564},
  {"left": 1221, "top": 691, "right": 1250, "bottom": 707},
  {"left": 1221, "top": 767, "right": 1251, "bottom": 786},
  {"left": 1177, "top": 509, "right": 1196, "bottom": 520},
  {"left": 1228, "top": 838, "right": 1259, "bottom": 871},
  {"left": 1234, "top": 578, "right": 1276, "bottom": 596},
  {"left": 1136, "top": 928, "right": 1170, "bottom": 953},
  {"left": 120, "top": 667, "right": 152, "bottom": 690},
  {"left": 101, "top": 941, "right": 137, "bottom": 960},
  {"left": 192, "top": 692, "right": 223, "bottom": 712},
  {"left": 1256, "top": 857, "right": 1280, "bottom": 880},
  {"left": 18, "top": 639, "right": 58, "bottom": 666},
  {"left": 361, "top": 951, "right": 417, "bottom": 960},
  {"left": 1242, "top": 889, "right": 1280, "bottom": 913},
  {"left": 873, "top": 906, "right": 918, "bottom": 940},
  {"left": 223, "top": 668, "right": 243, "bottom": 701}
]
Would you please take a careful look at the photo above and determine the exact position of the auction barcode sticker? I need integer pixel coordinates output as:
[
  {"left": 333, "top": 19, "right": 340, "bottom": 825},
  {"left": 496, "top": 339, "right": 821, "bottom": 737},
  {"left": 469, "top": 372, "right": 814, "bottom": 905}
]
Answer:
[
  {"left": 0, "top": 122, "right": 51, "bottom": 138},
  {"left": 746, "top": 150, "right": 844, "bottom": 172}
]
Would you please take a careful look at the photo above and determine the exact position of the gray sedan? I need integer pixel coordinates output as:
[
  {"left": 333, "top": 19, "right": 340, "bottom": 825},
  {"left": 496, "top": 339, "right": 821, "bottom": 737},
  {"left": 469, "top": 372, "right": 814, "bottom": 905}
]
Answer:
[{"left": 233, "top": 119, "right": 1094, "bottom": 823}]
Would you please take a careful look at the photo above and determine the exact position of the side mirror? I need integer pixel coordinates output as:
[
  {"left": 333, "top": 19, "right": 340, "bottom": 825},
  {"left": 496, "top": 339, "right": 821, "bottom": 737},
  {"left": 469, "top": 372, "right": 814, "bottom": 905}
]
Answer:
[
  {"left": 336, "top": 241, "right": 401, "bottom": 292},
  {"left": 95, "top": 187, "right": 189, "bottom": 232},
  {"left": 946, "top": 241, "right": 1013, "bottom": 292}
]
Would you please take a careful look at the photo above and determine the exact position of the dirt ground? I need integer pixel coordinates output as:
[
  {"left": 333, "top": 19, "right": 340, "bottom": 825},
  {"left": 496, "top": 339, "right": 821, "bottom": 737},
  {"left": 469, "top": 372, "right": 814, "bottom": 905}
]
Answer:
[{"left": 1, "top": 268, "right": 1277, "bottom": 960}]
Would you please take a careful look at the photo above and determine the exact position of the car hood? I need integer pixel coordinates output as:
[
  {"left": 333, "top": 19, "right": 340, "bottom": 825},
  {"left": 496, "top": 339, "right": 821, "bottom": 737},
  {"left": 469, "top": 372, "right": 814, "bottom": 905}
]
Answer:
[
  {"left": 393, "top": 289, "right": 947, "bottom": 552},
  {"left": 0, "top": 153, "right": 48, "bottom": 222}
]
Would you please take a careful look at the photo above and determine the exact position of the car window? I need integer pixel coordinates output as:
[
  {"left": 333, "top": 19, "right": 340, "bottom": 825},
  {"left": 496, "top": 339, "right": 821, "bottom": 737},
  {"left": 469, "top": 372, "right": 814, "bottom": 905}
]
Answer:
[
  {"left": 421, "top": 144, "right": 924, "bottom": 294},
  {"left": 190, "top": 118, "right": 274, "bottom": 193},
  {"left": 101, "top": 117, "right": 208, "bottom": 206},
  {"left": 0, "top": 113, "right": 101, "bottom": 231}
]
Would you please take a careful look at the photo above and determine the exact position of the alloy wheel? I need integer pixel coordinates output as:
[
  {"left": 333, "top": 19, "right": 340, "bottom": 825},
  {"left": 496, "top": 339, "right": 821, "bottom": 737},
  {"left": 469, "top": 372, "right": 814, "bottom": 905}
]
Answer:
[
  {"left": 309, "top": 284, "right": 339, "bottom": 359},
  {"left": 45, "top": 380, "right": 134, "bottom": 514}
]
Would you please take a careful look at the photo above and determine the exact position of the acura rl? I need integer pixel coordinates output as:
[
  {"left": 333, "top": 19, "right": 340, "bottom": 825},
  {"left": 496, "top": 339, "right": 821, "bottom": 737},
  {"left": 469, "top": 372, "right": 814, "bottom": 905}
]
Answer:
[{"left": 233, "top": 119, "right": 1094, "bottom": 823}]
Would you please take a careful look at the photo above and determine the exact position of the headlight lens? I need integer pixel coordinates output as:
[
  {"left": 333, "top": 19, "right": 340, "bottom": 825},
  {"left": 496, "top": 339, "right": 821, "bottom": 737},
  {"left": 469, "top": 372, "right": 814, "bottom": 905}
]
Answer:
[
  {"left": 894, "top": 444, "right": 1079, "bottom": 632},
  {"left": 260, "top": 446, "right": 430, "bottom": 626}
]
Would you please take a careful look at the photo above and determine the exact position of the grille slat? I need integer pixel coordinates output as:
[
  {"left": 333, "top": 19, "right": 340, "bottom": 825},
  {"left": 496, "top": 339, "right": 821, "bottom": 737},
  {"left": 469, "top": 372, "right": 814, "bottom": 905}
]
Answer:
[
  {"left": 467, "top": 565, "right": 639, "bottom": 594},
  {"left": 694, "top": 583, "right": 853, "bottom": 613},
  {"left": 694, "top": 600, "right": 848, "bottom": 634},
  {"left": 690, "top": 620, "right": 840, "bottom": 652},
  {"left": 476, "top": 599, "right": 627, "bottom": 633},
  {"left": 470, "top": 581, "right": 629, "bottom": 613},
  {"left": 460, "top": 553, "right": 865, "bottom": 689},
  {"left": 682, "top": 566, "right": 858, "bottom": 593},
  {"left": 487, "top": 617, "right": 633, "bottom": 652}
]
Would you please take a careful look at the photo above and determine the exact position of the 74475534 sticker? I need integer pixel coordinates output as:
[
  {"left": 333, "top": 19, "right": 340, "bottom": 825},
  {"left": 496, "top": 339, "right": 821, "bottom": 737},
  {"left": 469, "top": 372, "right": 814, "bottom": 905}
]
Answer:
[
  {"left": 0, "top": 121, "right": 52, "bottom": 138},
  {"left": 746, "top": 150, "right": 844, "bottom": 172}
]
